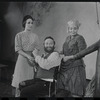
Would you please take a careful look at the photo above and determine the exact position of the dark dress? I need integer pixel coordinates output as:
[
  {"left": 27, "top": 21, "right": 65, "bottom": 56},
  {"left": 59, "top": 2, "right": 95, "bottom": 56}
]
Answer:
[{"left": 57, "top": 34, "right": 87, "bottom": 96}]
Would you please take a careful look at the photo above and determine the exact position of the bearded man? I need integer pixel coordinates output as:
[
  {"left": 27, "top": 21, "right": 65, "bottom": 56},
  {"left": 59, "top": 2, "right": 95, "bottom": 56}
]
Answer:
[{"left": 20, "top": 36, "right": 61, "bottom": 97}]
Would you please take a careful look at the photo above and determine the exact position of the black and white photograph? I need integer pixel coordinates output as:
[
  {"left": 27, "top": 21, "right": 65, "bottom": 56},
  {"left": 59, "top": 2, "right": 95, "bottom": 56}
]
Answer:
[{"left": 0, "top": 2, "right": 100, "bottom": 98}]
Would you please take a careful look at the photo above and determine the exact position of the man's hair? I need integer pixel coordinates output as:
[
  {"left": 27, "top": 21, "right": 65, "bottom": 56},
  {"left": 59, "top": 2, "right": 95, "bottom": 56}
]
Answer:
[
  {"left": 44, "top": 36, "right": 55, "bottom": 45},
  {"left": 22, "top": 15, "right": 35, "bottom": 28}
]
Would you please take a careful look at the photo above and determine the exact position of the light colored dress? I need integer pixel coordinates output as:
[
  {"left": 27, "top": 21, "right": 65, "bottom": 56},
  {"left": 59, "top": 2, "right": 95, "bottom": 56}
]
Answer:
[{"left": 11, "top": 31, "right": 39, "bottom": 88}]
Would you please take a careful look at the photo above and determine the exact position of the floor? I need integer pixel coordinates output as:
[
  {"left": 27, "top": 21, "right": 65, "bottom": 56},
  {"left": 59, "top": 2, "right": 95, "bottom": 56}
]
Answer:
[{"left": 0, "top": 80, "right": 14, "bottom": 97}]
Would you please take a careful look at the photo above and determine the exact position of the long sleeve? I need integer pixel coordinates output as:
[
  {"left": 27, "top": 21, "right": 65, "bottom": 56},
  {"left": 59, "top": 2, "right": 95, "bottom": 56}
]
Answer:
[
  {"left": 74, "top": 39, "right": 100, "bottom": 60},
  {"left": 34, "top": 34, "right": 40, "bottom": 50},
  {"left": 35, "top": 52, "right": 61, "bottom": 70},
  {"left": 15, "top": 34, "right": 22, "bottom": 52},
  {"left": 77, "top": 35, "right": 87, "bottom": 52}
]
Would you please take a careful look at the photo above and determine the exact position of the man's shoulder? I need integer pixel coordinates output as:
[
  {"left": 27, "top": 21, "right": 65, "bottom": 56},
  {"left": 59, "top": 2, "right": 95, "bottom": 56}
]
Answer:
[{"left": 51, "top": 51, "right": 60, "bottom": 56}]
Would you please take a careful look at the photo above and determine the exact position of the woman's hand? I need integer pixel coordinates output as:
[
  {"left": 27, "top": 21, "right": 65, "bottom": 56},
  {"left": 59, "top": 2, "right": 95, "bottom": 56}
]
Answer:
[
  {"left": 27, "top": 55, "right": 34, "bottom": 62},
  {"left": 27, "top": 55, "right": 36, "bottom": 67},
  {"left": 63, "top": 55, "right": 74, "bottom": 62}
]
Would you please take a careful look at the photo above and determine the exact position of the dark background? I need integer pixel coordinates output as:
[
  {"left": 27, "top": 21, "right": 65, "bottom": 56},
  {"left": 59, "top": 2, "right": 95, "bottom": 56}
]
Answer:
[{"left": 0, "top": 2, "right": 15, "bottom": 82}]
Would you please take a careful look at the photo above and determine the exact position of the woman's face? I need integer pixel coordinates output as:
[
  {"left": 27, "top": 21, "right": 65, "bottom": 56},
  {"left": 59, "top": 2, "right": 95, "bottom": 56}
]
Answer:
[
  {"left": 25, "top": 18, "right": 34, "bottom": 31},
  {"left": 68, "top": 25, "right": 78, "bottom": 36}
]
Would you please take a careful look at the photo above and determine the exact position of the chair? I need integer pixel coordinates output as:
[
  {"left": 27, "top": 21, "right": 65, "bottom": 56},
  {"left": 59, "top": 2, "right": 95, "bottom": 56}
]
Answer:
[{"left": 19, "top": 66, "right": 60, "bottom": 97}]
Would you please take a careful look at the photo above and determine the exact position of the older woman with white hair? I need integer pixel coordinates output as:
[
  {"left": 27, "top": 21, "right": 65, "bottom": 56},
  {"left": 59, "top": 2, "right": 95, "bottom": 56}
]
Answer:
[{"left": 57, "top": 20, "right": 87, "bottom": 97}]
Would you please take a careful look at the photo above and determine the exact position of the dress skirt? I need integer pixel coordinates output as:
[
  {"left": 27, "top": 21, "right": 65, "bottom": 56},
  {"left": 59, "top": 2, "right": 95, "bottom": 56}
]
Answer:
[
  {"left": 57, "top": 66, "right": 86, "bottom": 96},
  {"left": 85, "top": 75, "right": 95, "bottom": 97},
  {"left": 11, "top": 54, "right": 34, "bottom": 88}
]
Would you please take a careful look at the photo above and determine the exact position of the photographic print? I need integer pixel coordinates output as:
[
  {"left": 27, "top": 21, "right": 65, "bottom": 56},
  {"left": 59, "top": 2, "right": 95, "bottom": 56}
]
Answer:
[{"left": 0, "top": 2, "right": 99, "bottom": 98}]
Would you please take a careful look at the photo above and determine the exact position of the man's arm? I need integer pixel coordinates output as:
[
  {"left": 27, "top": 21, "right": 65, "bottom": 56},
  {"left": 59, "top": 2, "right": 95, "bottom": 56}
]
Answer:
[{"left": 35, "top": 52, "right": 61, "bottom": 70}]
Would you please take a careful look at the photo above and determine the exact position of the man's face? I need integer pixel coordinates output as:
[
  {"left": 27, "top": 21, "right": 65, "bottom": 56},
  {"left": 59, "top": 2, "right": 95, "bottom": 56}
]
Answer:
[{"left": 44, "top": 38, "right": 55, "bottom": 53}]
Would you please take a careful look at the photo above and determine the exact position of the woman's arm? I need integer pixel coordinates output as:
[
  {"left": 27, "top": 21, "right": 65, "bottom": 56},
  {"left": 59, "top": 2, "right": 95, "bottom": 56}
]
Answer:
[
  {"left": 17, "top": 50, "right": 34, "bottom": 61},
  {"left": 63, "top": 35, "right": 87, "bottom": 62},
  {"left": 63, "top": 39, "right": 100, "bottom": 62},
  {"left": 15, "top": 33, "right": 34, "bottom": 61},
  {"left": 74, "top": 39, "right": 100, "bottom": 60},
  {"left": 34, "top": 34, "right": 40, "bottom": 51},
  {"left": 77, "top": 35, "right": 87, "bottom": 52}
]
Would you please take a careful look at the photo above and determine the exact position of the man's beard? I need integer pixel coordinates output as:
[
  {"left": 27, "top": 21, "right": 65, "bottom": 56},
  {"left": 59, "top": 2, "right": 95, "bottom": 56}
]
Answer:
[{"left": 44, "top": 46, "right": 55, "bottom": 53}]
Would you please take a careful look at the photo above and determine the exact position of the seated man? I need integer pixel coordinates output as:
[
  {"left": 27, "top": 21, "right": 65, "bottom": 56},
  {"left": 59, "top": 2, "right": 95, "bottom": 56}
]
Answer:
[{"left": 20, "top": 36, "right": 61, "bottom": 97}]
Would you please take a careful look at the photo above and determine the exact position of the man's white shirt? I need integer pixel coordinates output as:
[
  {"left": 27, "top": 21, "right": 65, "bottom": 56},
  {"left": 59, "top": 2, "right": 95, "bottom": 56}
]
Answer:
[{"left": 35, "top": 52, "right": 62, "bottom": 70}]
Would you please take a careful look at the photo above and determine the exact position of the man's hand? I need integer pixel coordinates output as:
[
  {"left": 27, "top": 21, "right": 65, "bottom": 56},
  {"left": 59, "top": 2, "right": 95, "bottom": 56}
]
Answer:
[{"left": 32, "top": 48, "right": 39, "bottom": 57}]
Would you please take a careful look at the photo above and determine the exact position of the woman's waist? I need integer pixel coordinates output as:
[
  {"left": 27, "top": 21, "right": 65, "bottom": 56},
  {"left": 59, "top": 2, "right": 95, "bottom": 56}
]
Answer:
[
  {"left": 60, "top": 60, "right": 85, "bottom": 72},
  {"left": 23, "top": 51, "right": 33, "bottom": 56},
  {"left": 64, "top": 52, "right": 78, "bottom": 56},
  {"left": 62, "top": 59, "right": 85, "bottom": 66}
]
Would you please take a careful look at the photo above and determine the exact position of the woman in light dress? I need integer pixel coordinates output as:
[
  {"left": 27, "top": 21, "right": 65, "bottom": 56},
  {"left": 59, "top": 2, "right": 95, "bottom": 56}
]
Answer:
[{"left": 11, "top": 15, "right": 39, "bottom": 97}]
